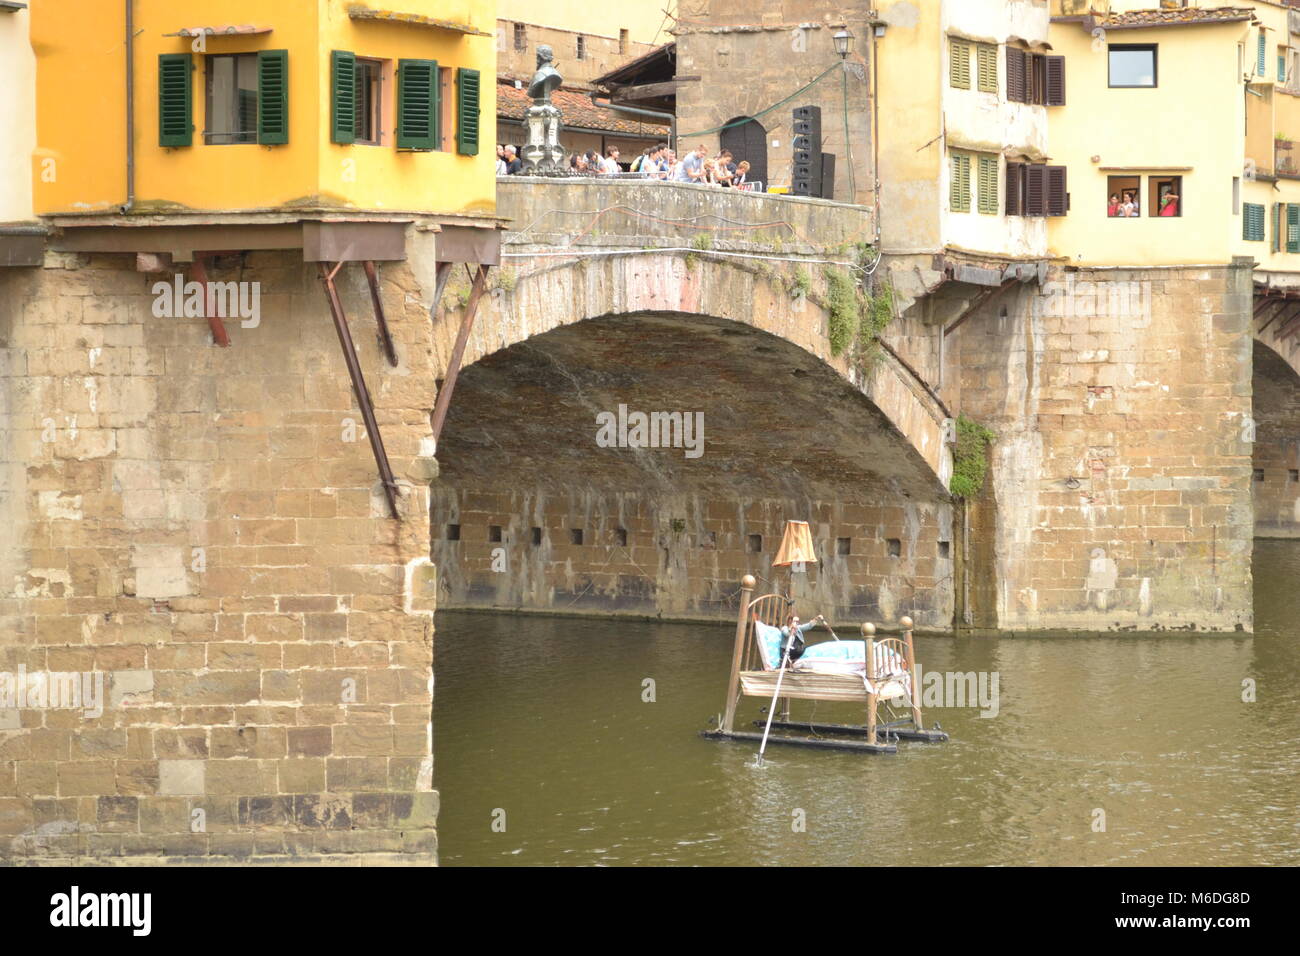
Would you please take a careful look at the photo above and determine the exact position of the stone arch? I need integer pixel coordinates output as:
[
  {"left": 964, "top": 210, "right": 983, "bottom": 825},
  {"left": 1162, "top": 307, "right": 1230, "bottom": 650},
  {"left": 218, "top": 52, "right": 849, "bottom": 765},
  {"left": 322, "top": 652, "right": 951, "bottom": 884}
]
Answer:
[{"left": 435, "top": 252, "right": 952, "bottom": 490}]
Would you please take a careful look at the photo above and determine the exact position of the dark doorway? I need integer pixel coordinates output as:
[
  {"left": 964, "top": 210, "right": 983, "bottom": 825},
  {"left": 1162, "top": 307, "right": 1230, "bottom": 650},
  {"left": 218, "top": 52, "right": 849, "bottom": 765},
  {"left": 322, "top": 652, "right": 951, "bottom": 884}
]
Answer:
[{"left": 720, "top": 116, "right": 767, "bottom": 189}]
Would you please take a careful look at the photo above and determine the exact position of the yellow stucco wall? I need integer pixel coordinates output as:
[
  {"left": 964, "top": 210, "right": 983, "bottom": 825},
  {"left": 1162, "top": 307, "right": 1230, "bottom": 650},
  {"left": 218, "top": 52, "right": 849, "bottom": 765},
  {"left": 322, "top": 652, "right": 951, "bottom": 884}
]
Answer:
[
  {"left": 1046, "top": 19, "right": 1248, "bottom": 266},
  {"left": 32, "top": 0, "right": 496, "bottom": 217},
  {"left": 878, "top": 0, "right": 943, "bottom": 254},
  {"left": 1, "top": 4, "right": 35, "bottom": 223}
]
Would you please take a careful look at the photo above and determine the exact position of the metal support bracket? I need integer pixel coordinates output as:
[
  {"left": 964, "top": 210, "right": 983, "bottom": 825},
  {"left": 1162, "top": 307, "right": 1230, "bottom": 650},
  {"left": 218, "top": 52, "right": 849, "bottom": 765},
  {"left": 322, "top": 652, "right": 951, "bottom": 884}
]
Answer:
[
  {"left": 319, "top": 262, "right": 401, "bottom": 520},
  {"left": 190, "top": 255, "right": 231, "bottom": 347},
  {"left": 429, "top": 263, "right": 490, "bottom": 452}
]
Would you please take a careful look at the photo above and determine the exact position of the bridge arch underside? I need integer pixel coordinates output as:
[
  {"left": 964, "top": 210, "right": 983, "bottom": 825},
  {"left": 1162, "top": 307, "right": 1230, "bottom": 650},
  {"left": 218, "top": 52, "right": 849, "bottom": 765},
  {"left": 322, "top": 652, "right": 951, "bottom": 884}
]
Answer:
[
  {"left": 1252, "top": 339, "right": 1300, "bottom": 537},
  {"left": 432, "top": 312, "right": 955, "bottom": 627}
]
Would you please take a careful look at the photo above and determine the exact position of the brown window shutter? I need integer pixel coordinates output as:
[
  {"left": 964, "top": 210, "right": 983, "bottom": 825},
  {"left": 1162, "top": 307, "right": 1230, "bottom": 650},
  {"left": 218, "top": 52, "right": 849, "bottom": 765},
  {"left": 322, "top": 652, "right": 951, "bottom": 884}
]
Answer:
[
  {"left": 1030, "top": 54, "right": 1047, "bottom": 105},
  {"left": 1025, "top": 164, "right": 1046, "bottom": 216},
  {"left": 1006, "top": 162, "right": 1024, "bottom": 216},
  {"left": 1046, "top": 56, "right": 1066, "bottom": 106},
  {"left": 1007, "top": 48, "right": 1026, "bottom": 103},
  {"left": 1046, "top": 165, "right": 1068, "bottom": 216}
]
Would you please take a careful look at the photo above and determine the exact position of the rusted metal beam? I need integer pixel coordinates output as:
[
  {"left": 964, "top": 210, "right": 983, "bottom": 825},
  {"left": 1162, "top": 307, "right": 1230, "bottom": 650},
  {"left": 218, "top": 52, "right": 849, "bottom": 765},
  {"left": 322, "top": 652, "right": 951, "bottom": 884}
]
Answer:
[
  {"left": 1274, "top": 303, "right": 1300, "bottom": 341},
  {"left": 429, "top": 264, "right": 490, "bottom": 451},
  {"left": 431, "top": 261, "right": 454, "bottom": 320},
  {"left": 362, "top": 260, "right": 398, "bottom": 367},
  {"left": 319, "top": 262, "right": 401, "bottom": 520},
  {"left": 189, "top": 255, "right": 231, "bottom": 347}
]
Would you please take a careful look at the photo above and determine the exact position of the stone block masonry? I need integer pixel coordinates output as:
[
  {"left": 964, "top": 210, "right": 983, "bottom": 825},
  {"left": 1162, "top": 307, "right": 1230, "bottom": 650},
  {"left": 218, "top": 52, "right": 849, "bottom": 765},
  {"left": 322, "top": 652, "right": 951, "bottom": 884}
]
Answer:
[
  {"left": 947, "top": 261, "right": 1256, "bottom": 631},
  {"left": 0, "top": 247, "right": 438, "bottom": 863}
]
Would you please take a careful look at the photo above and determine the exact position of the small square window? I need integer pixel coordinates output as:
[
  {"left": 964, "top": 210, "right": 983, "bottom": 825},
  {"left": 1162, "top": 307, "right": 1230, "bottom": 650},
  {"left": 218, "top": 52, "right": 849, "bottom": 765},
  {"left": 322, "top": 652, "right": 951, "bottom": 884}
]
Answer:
[
  {"left": 615, "top": 528, "right": 628, "bottom": 546},
  {"left": 938, "top": 541, "right": 951, "bottom": 560},
  {"left": 531, "top": 527, "right": 542, "bottom": 546},
  {"left": 747, "top": 534, "right": 763, "bottom": 553},
  {"left": 1253, "top": 468, "right": 1265, "bottom": 482},
  {"left": 1107, "top": 175, "right": 1142, "bottom": 218},
  {"left": 446, "top": 524, "right": 460, "bottom": 541},
  {"left": 836, "top": 537, "right": 851, "bottom": 555},
  {"left": 488, "top": 525, "right": 502, "bottom": 543},
  {"left": 887, "top": 538, "right": 902, "bottom": 558},
  {"left": 570, "top": 528, "right": 584, "bottom": 545},
  {"left": 1149, "top": 175, "right": 1182, "bottom": 218},
  {"left": 1290, "top": 470, "right": 1299, "bottom": 482},
  {"left": 1108, "top": 44, "right": 1157, "bottom": 88}
]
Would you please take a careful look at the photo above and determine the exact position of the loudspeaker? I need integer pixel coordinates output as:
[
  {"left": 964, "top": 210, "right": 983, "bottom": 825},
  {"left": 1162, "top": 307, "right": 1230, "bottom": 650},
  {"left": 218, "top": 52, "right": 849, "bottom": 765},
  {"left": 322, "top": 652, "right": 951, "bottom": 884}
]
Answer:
[
  {"left": 792, "top": 105, "right": 823, "bottom": 198},
  {"left": 820, "top": 153, "right": 836, "bottom": 201}
]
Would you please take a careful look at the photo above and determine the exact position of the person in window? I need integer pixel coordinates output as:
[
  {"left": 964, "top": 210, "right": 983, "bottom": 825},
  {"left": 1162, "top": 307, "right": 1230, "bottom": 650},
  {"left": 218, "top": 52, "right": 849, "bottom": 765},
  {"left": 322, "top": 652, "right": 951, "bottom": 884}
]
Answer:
[
  {"left": 1107, "top": 193, "right": 1120, "bottom": 217},
  {"left": 1120, "top": 190, "right": 1139, "bottom": 218},
  {"left": 1158, "top": 189, "right": 1180, "bottom": 217}
]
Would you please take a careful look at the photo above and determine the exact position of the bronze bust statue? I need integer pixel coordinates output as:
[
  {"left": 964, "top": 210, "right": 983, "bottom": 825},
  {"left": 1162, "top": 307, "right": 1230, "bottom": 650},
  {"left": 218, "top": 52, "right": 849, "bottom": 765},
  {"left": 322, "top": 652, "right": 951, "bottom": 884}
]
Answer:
[{"left": 527, "top": 44, "right": 563, "bottom": 102}]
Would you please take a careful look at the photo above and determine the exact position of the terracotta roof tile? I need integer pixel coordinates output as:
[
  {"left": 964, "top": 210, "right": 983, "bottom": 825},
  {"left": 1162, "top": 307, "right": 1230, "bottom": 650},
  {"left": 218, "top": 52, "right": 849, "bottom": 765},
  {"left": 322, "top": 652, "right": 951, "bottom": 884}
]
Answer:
[
  {"left": 1087, "top": 6, "right": 1257, "bottom": 29},
  {"left": 496, "top": 81, "right": 670, "bottom": 136}
]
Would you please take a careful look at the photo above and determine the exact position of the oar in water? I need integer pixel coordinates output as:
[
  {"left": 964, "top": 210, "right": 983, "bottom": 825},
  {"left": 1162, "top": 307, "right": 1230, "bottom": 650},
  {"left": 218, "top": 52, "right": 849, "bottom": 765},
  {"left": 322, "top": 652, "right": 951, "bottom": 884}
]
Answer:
[{"left": 756, "top": 614, "right": 825, "bottom": 762}]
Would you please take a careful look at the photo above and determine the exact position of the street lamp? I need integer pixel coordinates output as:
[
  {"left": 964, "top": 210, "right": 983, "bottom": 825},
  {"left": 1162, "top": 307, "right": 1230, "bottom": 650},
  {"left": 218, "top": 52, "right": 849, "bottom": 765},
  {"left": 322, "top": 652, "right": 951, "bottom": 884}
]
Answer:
[{"left": 833, "top": 27, "right": 855, "bottom": 60}]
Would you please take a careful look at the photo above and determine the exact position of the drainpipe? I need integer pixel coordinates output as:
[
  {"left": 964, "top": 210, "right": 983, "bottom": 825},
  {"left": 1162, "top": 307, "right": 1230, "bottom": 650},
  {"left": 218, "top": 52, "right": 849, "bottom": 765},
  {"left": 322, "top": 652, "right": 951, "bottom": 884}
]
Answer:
[
  {"left": 123, "top": 0, "right": 135, "bottom": 213},
  {"left": 870, "top": 21, "right": 882, "bottom": 242},
  {"left": 588, "top": 93, "right": 677, "bottom": 154}
]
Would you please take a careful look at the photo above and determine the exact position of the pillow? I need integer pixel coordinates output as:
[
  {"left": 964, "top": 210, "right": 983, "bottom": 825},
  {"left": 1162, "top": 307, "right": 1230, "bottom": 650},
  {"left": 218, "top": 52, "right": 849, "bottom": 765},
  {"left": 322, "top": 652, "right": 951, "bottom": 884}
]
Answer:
[{"left": 752, "top": 620, "right": 784, "bottom": 670}]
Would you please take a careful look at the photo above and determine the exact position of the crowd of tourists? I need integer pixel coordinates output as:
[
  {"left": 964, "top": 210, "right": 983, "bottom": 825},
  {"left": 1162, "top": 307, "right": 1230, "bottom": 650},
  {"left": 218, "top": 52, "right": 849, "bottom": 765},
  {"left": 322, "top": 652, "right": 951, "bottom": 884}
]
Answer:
[{"left": 495, "top": 142, "right": 756, "bottom": 189}]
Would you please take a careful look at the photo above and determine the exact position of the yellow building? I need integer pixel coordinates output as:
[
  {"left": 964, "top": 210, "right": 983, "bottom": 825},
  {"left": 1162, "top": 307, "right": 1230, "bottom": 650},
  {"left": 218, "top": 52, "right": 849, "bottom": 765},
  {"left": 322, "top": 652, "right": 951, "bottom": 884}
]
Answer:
[
  {"left": 32, "top": 0, "right": 497, "bottom": 219},
  {"left": 1, "top": 1, "right": 41, "bottom": 267},
  {"left": 1048, "top": 0, "right": 1300, "bottom": 278}
]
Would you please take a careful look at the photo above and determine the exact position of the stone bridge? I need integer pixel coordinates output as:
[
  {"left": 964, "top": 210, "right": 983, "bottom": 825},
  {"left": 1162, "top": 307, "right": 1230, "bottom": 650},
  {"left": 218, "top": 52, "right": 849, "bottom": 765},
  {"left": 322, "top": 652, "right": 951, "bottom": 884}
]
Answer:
[{"left": 429, "top": 179, "right": 959, "bottom": 626}]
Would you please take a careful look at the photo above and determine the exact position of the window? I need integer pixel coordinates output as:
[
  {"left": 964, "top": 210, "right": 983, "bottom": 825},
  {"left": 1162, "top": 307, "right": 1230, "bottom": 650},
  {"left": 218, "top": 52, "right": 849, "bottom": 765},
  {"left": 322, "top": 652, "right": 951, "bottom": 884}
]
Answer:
[
  {"left": 1107, "top": 175, "right": 1141, "bottom": 217},
  {"left": 531, "top": 527, "right": 542, "bottom": 545},
  {"left": 1108, "top": 44, "right": 1157, "bottom": 88},
  {"left": 938, "top": 541, "right": 951, "bottom": 560},
  {"left": 439, "top": 67, "right": 453, "bottom": 151},
  {"left": 488, "top": 525, "right": 502, "bottom": 542},
  {"left": 1149, "top": 175, "right": 1182, "bottom": 218},
  {"left": 886, "top": 539, "right": 902, "bottom": 558},
  {"left": 836, "top": 537, "right": 851, "bottom": 555},
  {"left": 577, "top": 35, "right": 586, "bottom": 61},
  {"left": 1279, "top": 47, "right": 1287, "bottom": 83},
  {"left": 513, "top": 23, "right": 526, "bottom": 52},
  {"left": 977, "top": 154, "right": 999, "bottom": 214},
  {"left": 446, "top": 523, "right": 460, "bottom": 541},
  {"left": 1007, "top": 48, "right": 1065, "bottom": 105},
  {"left": 1258, "top": 31, "right": 1267, "bottom": 78},
  {"left": 615, "top": 527, "right": 628, "bottom": 546},
  {"left": 1244, "top": 202, "right": 1266, "bottom": 241},
  {"left": 396, "top": 58, "right": 439, "bottom": 150},
  {"left": 950, "top": 151, "right": 972, "bottom": 212},
  {"left": 455, "top": 67, "right": 481, "bottom": 156},
  {"left": 1233, "top": 176, "right": 1241, "bottom": 215},
  {"left": 747, "top": 534, "right": 762, "bottom": 553},
  {"left": 976, "top": 43, "right": 997, "bottom": 93},
  {"left": 950, "top": 38, "right": 971, "bottom": 89},
  {"left": 570, "top": 528, "right": 584, "bottom": 545},
  {"left": 619, "top": 29, "right": 628, "bottom": 55},
  {"left": 1009, "top": 162, "right": 1067, "bottom": 216},
  {"left": 1287, "top": 204, "right": 1300, "bottom": 253},
  {"left": 353, "top": 58, "right": 383, "bottom": 144},
  {"left": 206, "top": 53, "right": 259, "bottom": 144}
]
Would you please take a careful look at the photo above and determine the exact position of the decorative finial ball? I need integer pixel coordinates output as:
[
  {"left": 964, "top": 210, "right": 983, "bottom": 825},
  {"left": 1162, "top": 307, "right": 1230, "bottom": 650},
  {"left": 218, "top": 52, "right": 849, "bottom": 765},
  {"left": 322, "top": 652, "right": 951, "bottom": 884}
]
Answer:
[
  {"left": 900, "top": 615, "right": 914, "bottom": 630},
  {"left": 860, "top": 622, "right": 876, "bottom": 636},
  {"left": 741, "top": 574, "right": 756, "bottom": 589}
]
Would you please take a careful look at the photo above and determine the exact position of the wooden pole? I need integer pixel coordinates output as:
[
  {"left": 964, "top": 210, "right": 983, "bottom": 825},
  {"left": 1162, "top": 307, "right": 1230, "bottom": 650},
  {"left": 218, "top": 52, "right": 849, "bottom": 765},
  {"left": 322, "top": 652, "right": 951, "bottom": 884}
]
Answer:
[
  {"left": 901, "top": 615, "right": 923, "bottom": 729},
  {"left": 863, "top": 622, "right": 878, "bottom": 744},
  {"left": 722, "top": 575, "right": 755, "bottom": 734}
]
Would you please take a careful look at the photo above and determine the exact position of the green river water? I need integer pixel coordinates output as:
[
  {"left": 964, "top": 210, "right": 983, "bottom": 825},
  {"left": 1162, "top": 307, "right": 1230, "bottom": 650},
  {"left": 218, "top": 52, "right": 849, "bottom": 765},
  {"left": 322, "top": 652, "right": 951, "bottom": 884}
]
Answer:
[{"left": 433, "top": 541, "right": 1300, "bottom": 866}]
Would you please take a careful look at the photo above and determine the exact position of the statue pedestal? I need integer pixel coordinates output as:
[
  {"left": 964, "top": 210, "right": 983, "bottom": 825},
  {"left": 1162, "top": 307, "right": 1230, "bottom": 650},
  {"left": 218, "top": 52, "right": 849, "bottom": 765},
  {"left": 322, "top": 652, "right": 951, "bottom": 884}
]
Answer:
[{"left": 521, "top": 102, "right": 565, "bottom": 176}]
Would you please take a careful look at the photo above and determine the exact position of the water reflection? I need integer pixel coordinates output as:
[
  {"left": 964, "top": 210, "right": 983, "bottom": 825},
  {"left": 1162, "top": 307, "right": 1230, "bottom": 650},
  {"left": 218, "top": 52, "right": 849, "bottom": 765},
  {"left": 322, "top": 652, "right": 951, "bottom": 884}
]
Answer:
[{"left": 435, "top": 543, "right": 1300, "bottom": 865}]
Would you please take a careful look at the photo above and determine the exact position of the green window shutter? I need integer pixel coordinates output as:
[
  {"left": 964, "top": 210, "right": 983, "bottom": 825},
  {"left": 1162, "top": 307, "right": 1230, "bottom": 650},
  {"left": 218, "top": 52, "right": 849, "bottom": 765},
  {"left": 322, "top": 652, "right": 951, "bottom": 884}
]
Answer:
[
  {"left": 977, "top": 155, "right": 998, "bottom": 214},
  {"left": 1280, "top": 52, "right": 1287, "bottom": 83},
  {"left": 397, "top": 58, "right": 438, "bottom": 150},
  {"left": 257, "top": 50, "right": 289, "bottom": 145},
  {"left": 1245, "top": 203, "right": 1266, "bottom": 241},
  {"left": 1287, "top": 204, "right": 1299, "bottom": 253},
  {"left": 950, "top": 40, "right": 971, "bottom": 89},
  {"left": 158, "top": 53, "right": 193, "bottom": 147},
  {"left": 455, "top": 67, "right": 481, "bottom": 155},
  {"left": 1258, "top": 33, "right": 1267, "bottom": 77},
  {"left": 976, "top": 44, "right": 997, "bottom": 93},
  {"left": 951, "top": 153, "right": 971, "bottom": 212},
  {"left": 331, "top": 51, "right": 356, "bottom": 144}
]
